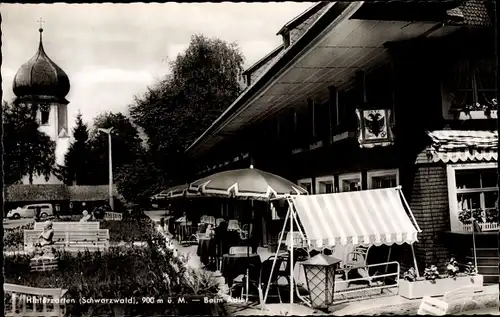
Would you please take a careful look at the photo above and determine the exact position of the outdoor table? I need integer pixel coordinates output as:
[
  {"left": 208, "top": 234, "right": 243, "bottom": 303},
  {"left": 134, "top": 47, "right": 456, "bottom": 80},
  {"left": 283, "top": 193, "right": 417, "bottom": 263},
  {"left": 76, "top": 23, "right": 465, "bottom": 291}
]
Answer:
[
  {"left": 197, "top": 237, "right": 215, "bottom": 266},
  {"left": 221, "top": 253, "right": 261, "bottom": 288}
]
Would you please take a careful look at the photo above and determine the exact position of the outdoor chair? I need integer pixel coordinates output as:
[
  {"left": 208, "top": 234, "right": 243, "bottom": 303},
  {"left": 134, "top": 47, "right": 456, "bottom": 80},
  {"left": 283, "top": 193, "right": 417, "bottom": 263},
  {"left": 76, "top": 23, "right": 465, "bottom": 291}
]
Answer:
[
  {"left": 230, "top": 261, "right": 262, "bottom": 300},
  {"left": 256, "top": 256, "right": 284, "bottom": 306},
  {"left": 230, "top": 256, "right": 283, "bottom": 305},
  {"left": 277, "top": 248, "right": 310, "bottom": 287},
  {"left": 216, "top": 218, "right": 224, "bottom": 226},
  {"left": 345, "top": 245, "right": 371, "bottom": 268}
]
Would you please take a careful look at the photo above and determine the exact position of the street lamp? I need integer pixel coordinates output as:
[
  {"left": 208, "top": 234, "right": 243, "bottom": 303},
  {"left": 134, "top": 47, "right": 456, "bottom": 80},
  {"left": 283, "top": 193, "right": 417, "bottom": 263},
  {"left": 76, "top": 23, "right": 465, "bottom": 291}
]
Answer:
[{"left": 98, "top": 127, "right": 114, "bottom": 211}]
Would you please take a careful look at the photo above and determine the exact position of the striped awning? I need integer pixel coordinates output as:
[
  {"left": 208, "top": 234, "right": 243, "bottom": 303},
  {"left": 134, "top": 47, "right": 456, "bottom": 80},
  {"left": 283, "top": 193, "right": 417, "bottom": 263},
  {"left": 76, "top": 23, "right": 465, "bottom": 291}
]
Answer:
[
  {"left": 289, "top": 187, "right": 421, "bottom": 250},
  {"left": 423, "top": 130, "right": 498, "bottom": 164}
]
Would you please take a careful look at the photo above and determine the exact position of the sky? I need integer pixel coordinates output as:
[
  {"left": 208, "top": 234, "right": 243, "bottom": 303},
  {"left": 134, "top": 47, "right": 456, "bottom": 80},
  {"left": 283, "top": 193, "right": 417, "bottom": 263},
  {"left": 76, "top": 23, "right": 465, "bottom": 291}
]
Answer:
[{"left": 1, "top": 2, "right": 313, "bottom": 131}]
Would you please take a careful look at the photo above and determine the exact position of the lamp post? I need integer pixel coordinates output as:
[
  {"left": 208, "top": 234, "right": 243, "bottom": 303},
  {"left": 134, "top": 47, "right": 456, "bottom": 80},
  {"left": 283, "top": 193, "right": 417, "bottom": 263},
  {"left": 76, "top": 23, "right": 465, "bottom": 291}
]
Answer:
[
  {"left": 98, "top": 128, "right": 114, "bottom": 211},
  {"left": 302, "top": 253, "right": 341, "bottom": 309}
]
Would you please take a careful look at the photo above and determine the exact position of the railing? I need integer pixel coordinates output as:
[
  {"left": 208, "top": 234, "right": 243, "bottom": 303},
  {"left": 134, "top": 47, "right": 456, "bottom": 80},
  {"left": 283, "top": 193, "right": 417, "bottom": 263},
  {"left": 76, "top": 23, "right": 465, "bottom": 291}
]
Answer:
[
  {"left": 333, "top": 261, "right": 400, "bottom": 303},
  {"left": 460, "top": 222, "right": 499, "bottom": 232},
  {"left": 4, "top": 283, "right": 68, "bottom": 316}
]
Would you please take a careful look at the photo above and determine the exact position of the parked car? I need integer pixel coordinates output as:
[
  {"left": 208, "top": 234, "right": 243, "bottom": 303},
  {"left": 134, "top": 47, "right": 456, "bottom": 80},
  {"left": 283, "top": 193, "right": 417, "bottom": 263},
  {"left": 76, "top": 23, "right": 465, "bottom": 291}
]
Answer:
[{"left": 7, "top": 203, "right": 54, "bottom": 219}]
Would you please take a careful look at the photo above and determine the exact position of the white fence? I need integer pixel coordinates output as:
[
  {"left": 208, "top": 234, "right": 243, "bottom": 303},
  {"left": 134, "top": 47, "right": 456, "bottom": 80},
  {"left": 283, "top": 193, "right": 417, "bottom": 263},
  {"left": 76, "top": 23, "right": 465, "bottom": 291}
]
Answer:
[
  {"left": 4, "top": 283, "right": 68, "bottom": 316},
  {"left": 461, "top": 222, "right": 499, "bottom": 232}
]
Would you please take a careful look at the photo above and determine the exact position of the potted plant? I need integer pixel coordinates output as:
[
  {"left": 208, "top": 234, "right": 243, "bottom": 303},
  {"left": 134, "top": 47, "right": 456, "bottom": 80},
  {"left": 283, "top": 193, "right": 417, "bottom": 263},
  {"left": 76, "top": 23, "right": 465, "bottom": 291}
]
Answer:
[
  {"left": 399, "top": 260, "right": 483, "bottom": 299},
  {"left": 175, "top": 267, "right": 223, "bottom": 316}
]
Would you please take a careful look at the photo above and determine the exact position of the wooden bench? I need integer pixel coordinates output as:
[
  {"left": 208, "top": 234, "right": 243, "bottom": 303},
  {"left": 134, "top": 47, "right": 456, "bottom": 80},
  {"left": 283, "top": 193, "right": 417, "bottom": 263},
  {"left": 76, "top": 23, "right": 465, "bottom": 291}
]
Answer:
[
  {"left": 4, "top": 283, "right": 68, "bottom": 316},
  {"left": 24, "top": 229, "right": 110, "bottom": 252},
  {"left": 104, "top": 212, "right": 122, "bottom": 221},
  {"left": 34, "top": 222, "right": 100, "bottom": 231}
]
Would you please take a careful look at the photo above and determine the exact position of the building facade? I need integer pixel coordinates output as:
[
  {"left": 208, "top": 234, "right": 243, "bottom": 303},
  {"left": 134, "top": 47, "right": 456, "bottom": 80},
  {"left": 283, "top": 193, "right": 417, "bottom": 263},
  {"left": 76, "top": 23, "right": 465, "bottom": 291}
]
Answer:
[
  {"left": 12, "top": 25, "right": 71, "bottom": 184},
  {"left": 186, "top": 1, "right": 498, "bottom": 282}
]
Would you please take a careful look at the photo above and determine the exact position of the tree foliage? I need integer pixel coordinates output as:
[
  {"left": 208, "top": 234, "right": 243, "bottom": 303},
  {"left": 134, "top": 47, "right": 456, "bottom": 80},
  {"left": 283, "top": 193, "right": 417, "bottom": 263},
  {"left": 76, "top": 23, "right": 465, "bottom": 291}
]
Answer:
[
  {"left": 2, "top": 101, "right": 56, "bottom": 185},
  {"left": 127, "top": 34, "right": 245, "bottom": 195},
  {"left": 60, "top": 111, "right": 144, "bottom": 186},
  {"left": 61, "top": 111, "right": 90, "bottom": 185},
  {"left": 86, "top": 111, "right": 144, "bottom": 185}
]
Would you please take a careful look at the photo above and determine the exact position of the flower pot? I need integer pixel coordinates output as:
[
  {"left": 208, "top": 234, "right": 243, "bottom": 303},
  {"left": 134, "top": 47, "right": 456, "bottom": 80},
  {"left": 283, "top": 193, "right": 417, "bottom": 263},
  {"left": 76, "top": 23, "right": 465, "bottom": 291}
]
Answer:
[{"left": 399, "top": 275, "right": 484, "bottom": 299}]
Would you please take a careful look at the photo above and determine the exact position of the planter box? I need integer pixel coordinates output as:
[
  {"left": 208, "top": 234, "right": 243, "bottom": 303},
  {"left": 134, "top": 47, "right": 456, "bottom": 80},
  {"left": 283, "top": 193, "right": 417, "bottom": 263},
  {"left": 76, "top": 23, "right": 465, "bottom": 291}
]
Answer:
[
  {"left": 399, "top": 275, "right": 484, "bottom": 299},
  {"left": 458, "top": 110, "right": 497, "bottom": 120}
]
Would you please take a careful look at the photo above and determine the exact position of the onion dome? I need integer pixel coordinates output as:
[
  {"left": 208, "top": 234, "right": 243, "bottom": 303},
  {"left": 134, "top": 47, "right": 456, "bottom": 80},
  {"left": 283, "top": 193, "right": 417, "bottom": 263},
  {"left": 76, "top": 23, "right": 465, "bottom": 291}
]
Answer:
[{"left": 13, "top": 26, "right": 70, "bottom": 104}]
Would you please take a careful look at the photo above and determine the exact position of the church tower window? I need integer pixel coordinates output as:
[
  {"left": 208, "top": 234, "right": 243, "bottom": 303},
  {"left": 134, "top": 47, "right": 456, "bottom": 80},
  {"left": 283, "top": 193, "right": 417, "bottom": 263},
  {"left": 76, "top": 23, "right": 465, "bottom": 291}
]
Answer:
[{"left": 40, "top": 104, "right": 50, "bottom": 125}]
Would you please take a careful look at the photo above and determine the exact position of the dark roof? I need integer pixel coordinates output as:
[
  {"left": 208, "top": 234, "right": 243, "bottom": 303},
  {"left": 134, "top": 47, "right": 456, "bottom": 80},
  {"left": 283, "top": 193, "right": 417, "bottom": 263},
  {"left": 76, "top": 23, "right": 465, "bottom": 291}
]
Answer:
[
  {"left": 68, "top": 185, "right": 119, "bottom": 202},
  {"left": 242, "top": 45, "right": 284, "bottom": 76},
  {"left": 186, "top": 2, "right": 351, "bottom": 157},
  {"left": 351, "top": 0, "right": 464, "bottom": 22},
  {"left": 276, "top": 2, "right": 329, "bottom": 35},
  {"left": 5, "top": 185, "right": 70, "bottom": 202},
  {"left": 13, "top": 28, "right": 70, "bottom": 102}
]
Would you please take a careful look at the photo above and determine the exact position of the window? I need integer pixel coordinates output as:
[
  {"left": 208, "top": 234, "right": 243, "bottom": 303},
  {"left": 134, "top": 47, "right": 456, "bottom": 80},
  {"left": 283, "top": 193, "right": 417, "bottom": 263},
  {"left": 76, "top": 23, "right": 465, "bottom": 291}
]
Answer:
[
  {"left": 315, "top": 176, "right": 335, "bottom": 194},
  {"left": 338, "top": 173, "right": 362, "bottom": 192},
  {"left": 367, "top": 169, "right": 399, "bottom": 189},
  {"left": 298, "top": 178, "right": 313, "bottom": 194},
  {"left": 447, "top": 163, "right": 499, "bottom": 232},
  {"left": 446, "top": 58, "right": 497, "bottom": 111},
  {"left": 40, "top": 104, "right": 50, "bottom": 125}
]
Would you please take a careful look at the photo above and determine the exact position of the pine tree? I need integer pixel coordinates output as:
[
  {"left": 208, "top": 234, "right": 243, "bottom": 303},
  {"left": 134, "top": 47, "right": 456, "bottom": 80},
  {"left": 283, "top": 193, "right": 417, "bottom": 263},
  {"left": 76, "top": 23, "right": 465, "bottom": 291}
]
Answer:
[{"left": 62, "top": 111, "right": 90, "bottom": 185}]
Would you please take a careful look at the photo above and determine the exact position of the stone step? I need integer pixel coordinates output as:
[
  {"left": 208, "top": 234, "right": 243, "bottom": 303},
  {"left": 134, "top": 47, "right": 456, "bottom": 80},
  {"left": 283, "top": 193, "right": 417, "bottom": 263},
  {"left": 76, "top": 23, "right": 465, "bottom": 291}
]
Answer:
[
  {"left": 466, "top": 257, "right": 499, "bottom": 267},
  {"left": 471, "top": 248, "right": 499, "bottom": 257},
  {"left": 477, "top": 265, "right": 499, "bottom": 275},
  {"left": 483, "top": 274, "right": 500, "bottom": 284}
]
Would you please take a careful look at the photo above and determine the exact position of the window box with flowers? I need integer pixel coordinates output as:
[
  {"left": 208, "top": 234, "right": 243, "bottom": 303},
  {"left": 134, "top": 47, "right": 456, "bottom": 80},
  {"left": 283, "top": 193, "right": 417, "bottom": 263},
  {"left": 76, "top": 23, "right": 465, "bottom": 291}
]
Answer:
[{"left": 443, "top": 58, "right": 497, "bottom": 121}]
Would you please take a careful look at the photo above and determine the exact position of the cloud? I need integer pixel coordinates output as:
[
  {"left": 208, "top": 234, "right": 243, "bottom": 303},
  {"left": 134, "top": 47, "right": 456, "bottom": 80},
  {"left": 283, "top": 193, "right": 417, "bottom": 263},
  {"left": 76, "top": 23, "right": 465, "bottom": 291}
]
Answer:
[{"left": 72, "top": 68, "right": 156, "bottom": 84}]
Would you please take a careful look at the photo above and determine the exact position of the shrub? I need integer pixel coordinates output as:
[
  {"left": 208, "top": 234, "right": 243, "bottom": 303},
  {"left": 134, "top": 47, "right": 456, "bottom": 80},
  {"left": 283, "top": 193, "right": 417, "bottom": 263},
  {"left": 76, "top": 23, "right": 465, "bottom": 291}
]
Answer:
[
  {"left": 3, "top": 223, "right": 34, "bottom": 251},
  {"left": 101, "top": 217, "right": 157, "bottom": 242},
  {"left": 4, "top": 246, "right": 186, "bottom": 316}
]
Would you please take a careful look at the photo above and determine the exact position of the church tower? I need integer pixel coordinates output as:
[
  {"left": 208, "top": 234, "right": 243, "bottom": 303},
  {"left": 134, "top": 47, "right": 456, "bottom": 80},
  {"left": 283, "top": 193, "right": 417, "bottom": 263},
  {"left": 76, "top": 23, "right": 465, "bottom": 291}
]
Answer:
[{"left": 13, "top": 21, "right": 71, "bottom": 184}]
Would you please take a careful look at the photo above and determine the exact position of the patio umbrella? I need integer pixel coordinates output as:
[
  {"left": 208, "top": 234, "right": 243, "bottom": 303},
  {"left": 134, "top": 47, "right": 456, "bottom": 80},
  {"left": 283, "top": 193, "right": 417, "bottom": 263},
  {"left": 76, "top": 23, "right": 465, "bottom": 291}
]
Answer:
[
  {"left": 187, "top": 166, "right": 308, "bottom": 200},
  {"left": 161, "top": 184, "right": 190, "bottom": 199},
  {"left": 188, "top": 166, "right": 307, "bottom": 300}
]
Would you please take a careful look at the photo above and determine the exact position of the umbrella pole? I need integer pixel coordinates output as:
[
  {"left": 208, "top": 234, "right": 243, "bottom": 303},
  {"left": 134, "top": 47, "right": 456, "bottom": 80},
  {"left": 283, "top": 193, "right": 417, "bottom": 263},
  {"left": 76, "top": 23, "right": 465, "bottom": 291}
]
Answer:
[
  {"left": 289, "top": 202, "right": 294, "bottom": 314},
  {"left": 246, "top": 200, "right": 254, "bottom": 302}
]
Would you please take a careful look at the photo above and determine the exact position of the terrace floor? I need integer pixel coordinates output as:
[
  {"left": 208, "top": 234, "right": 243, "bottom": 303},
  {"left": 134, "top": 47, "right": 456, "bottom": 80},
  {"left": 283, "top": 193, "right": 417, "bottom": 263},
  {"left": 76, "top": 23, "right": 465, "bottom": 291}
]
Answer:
[{"left": 145, "top": 211, "right": 499, "bottom": 316}]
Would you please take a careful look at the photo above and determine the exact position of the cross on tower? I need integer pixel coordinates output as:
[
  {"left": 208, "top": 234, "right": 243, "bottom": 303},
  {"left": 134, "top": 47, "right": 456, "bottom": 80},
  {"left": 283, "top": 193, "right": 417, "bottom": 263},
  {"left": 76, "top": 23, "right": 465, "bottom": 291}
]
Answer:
[{"left": 37, "top": 17, "right": 45, "bottom": 30}]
